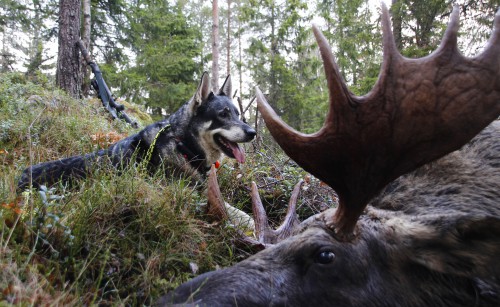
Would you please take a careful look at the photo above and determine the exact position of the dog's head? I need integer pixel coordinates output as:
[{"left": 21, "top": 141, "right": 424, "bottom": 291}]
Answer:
[{"left": 187, "top": 73, "right": 256, "bottom": 165}]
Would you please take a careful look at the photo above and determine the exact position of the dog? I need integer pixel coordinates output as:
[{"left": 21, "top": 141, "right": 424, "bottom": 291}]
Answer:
[{"left": 17, "top": 73, "right": 256, "bottom": 191}]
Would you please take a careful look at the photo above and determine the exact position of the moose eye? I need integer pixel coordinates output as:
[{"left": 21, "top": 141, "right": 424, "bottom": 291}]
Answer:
[{"left": 314, "top": 250, "right": 335, "bottom": 265}]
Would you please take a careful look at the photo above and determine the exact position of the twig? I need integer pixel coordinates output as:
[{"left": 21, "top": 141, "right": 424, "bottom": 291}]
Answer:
[
  {"left": 22, "top": 229, "right": 41, "bottom": 269},
  {"left": 3, "top": 214, "right": 21, "bottom": 250},
  {"left": 237, "top": 97, "right": 246, "bottom": 123},
  {"left": 27, "top": 106, "right": 47, "bottom": 224},
  {"left": 254, "top": 104, "right": 260, "bottom": 150},
  {"left": 243, "top": 96, "right": 256, "bottom": 115}
]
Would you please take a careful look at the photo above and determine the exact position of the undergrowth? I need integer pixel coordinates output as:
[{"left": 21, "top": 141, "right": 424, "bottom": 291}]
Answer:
[{"left": 0, "top": 72, "right": 337, "bottom": 305}]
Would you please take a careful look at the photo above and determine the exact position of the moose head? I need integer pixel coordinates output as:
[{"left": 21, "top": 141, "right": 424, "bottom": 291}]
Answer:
[{"left": 158, "top": 4, "right": 500, "bottom": 306}]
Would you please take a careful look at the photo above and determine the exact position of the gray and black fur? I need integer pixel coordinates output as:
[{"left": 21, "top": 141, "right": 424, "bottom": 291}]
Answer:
[{"left": 17, "top": 73, "right": 256, "bottom": 191}]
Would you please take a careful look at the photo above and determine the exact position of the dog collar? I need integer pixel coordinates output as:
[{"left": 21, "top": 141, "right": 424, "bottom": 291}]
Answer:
[{"left": 175, "top": 138, "right": 213, "bottom": 172}]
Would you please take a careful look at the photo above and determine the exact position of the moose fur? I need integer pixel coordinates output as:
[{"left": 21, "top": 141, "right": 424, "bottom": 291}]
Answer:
[
  {"left": 158, "top": 3, "right": 500, "bottom": 306},
  {"left": 159, "top": 120, "right": 500, "bottom": 306}
]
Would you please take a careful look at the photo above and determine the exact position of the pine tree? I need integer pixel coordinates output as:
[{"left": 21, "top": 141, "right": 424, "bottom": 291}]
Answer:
[
  {"left": 211, "top": 0, "right": 220, "bottom": 91},
  {"left": 119, "top": 0, "right": 202, "bottom": 115},
  {"left": 240, "top": 0, "right": 311, "bottom": 129},
  {"left": 317, "top": 0, "right": 379, "bottom": 95},
  {"left": 390, "top": 0, "right": 449, "bottom": 58},
  {"left": 56, "top": 0, "right": 81, "bottom": 98}
]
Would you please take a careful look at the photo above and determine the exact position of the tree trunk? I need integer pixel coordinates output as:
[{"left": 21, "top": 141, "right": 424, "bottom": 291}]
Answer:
[
  {"left": 237, "top": 0, "right": 243, "bottom": 103},
  {"left": 391, "top": 0, "right": 403, "bottom": 50},
  {"left": 81, "top": 0, "right": 91, "bottom": 96},
  {"left": 56, "top": 0, "right": 82, "bottom": 98},
  {"left": 211, "top": 0, "right": 220, "bottom": 91},
  {"left": 226, "top": 0, "right": 231, "bottom": 77},
  {"left": 25, "top": 0, "right": 42, "bottom": 77},
  {"left": 1, "top": 27, "right": 14, "bottom": 72},
  {"left": 269, "top": 2, "right": 278, "bottom": 109}
]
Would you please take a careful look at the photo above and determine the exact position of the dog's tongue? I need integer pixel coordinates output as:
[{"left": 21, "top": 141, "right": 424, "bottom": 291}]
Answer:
[{"left": 228, "top": 142, "right": 245, "bottom": 163}]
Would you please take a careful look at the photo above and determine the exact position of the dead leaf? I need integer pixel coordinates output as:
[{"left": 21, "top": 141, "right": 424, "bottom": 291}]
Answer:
[{"left": 91, "top": 131, "right": 127, "bottom": 148}]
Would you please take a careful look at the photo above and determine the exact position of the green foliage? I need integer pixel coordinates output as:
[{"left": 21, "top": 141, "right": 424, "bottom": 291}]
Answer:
[
  {"left": 115, "top": 1, "right": 202, "bottom": 114},
  {"left": 0, "top": 73, "right": 337, "bottom": 304},
  {"left": 317, "top": 0, "right": 380, "bottom": 94},
  {"left": 0, "top": 0, "right": 57, "bottom": 74},
  {"left": 241, "top": 0, "right": 326, "bottom": 131},
  {"left": 392, "top": 0, "right": 450, "bottom": 56},
  {"left": 90, "top": 0, "right": 129, "bottom": 66},
  {"left": 0, "top": 0, "right": 31, "bottom": 28},
  {"left": 0, "top": 73, "right": 241, "bottom": 304}
]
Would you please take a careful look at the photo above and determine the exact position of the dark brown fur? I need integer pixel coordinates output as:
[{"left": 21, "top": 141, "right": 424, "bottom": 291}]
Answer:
[
  {"left": 159, "top": 121, "right": 500, "bottom": 307},
  {"left": 158, "top": 4, "right": 500, "bottom": 306}
]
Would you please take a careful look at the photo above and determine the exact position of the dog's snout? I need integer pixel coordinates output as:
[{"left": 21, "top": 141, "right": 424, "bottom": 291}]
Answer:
[{"left": 245, "top": 127, "right": 257, "bottom": 140}]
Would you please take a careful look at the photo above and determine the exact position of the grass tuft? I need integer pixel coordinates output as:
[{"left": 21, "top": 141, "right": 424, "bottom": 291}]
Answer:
[{"left": 0, "top": 72, "right": 337, "bottom": 305}]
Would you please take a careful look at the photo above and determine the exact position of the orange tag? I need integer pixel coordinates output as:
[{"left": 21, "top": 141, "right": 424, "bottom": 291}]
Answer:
[{"left": 214, "top": 160, "right": 221, "bottom": 169}]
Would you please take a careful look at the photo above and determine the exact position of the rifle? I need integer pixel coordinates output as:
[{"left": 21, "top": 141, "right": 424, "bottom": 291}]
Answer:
[{"left": 77, "top": 40, "right": 139, "bottom": 128}]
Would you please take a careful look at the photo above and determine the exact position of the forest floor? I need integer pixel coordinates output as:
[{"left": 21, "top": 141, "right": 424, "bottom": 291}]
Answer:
[{"left": 0, "top": 72, "right": 337, "bottom": 305}]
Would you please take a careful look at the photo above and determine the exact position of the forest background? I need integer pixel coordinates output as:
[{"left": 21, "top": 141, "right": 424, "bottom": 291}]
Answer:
[
  {"left": 2, "top": 0, "right": 497, "bottom": 132},
  {"left": 0, "top": 0, "right": 498, "bottom": 304}
]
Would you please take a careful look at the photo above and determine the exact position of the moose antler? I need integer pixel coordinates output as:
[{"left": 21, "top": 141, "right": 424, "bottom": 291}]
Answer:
[
  {"left": 256, "top": 4, "right": 500, "bottom": 240},
  {"left": 251, "top": 179, "right": 302, "bottom": 244},
  {"left": 206, "top": 166, "right": 303, "bottom": 248}
]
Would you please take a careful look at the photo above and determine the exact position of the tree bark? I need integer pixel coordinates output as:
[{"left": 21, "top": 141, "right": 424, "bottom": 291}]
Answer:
[
  {"left": 81, "top": 0, "right": 91, "bottom": 96},
  {"left": 211, "top": 0, "right": 220, "bottom": 91},
  {"left": 1, "top": 27, "right": 14, "bottom": 72},
  {"left": 237, "top": 0, "right": 243, "bottom": 108},
  {"left": 226, "top": 0, "right": 231, "bottom": 77},
  {"left": 391, "top": 0, "right": 403, "bottom": 50},
  {"left": 56, "top": 0, "right": 82, "bottom": 98}
]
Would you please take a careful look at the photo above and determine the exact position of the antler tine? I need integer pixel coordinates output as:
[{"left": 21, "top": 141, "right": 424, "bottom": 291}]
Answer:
[
  {"left": 251, "top": 181, "right": 273, "bottom": 243},
  {"left": 207, "top": 165, "right": 229, "bottom": 221},
  {"left": 207, "top": 166, "right": 303, "bottom": 247},
  {"left": 274, "top": 180, "right": 302, "bottom": 240},
  {"left": 206, "top": 166, "right": 266, "bottom": 249},
  {"left": 436, "top": 4, "right": 459, "bottom": 51},
  {"left": 378, "top": 2, "right": 400, "bottom": 83},
  {"left": 311, "top": 25, "right": 350, "bottom": 126},
  {"left": 251, "top": 180, "right": 303, "bottom": 244},
  {"left": 478, "top": 8, "right": 500, "bottom": 64},
  {"left": 257, "top": 4, "right": 500, "bottom": 241},
  {"left": 381, "top": 3, "right": 397, "bottom": 56}
]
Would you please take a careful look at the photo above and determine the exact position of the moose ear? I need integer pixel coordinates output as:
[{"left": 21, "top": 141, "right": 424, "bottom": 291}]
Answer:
[
  {"left": 218, "top": 75, "right": 232, "bottom": 96},
  {"left": 409, "top": 216, "right": 500, "bottom": 278}
]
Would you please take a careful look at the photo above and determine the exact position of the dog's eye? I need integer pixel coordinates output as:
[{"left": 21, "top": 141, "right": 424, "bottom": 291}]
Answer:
[{"left": 219, "top": 108, "right": 230, "bottom": 118}]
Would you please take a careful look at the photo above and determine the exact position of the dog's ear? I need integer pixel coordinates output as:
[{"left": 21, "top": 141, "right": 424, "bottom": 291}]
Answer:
[
  {"left": 191, "top": 72, "right": 211, "bottom": 111},
  {"left": 218, "top": 75, "right": 232, "bottom": 97}
]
